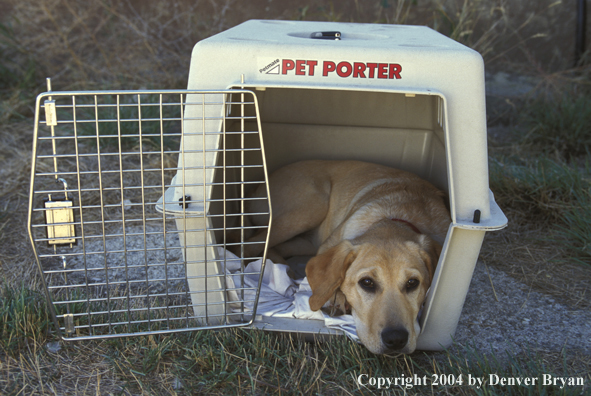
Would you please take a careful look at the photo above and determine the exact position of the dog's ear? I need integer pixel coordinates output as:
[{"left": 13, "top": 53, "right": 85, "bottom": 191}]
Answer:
[
  {"left": 306, "top": 241, "right": 356, "bottom": 311},
  {"left": 417, "top": 234, "right": 442, "bottom": 281}
]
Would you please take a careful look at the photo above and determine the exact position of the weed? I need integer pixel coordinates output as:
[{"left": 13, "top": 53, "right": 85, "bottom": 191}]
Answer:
[
  {"left": 93, "top": 327, "right": 590, "bottom": 395},
  {"left": 490, "top": 155, "right": 591, "bottom": 265},
  {"left": 430, "top": 0, "right": 510, "bottom": 60},
  {"left": 59, "top": 93, "right": 183, "bottom": 150},
  {"left": 559, "top": 187, "right": 591, "bottom": 266},
  {"left": 520, "top": 94, "right": 591, "bottom": 159},
  {"left": 372, "top": 0, "right": 415, "bottom": 24},
  {"left": 489, "top": 156, "right": 589, "bottom": 221},
  {"left": 0, "top": 284, "right": 51, "bottom": 354},
  {"left": 440, "top": 343, "right": 588, "bottom": 395},
  {"left": 0, "top": 17, "right": 45, "bottom": 121}
]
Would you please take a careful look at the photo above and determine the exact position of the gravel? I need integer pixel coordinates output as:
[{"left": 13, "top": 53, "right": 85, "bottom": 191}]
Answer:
[
  {"left": 454, "top": 260, "right": 591, "bottom": 357},
  {"left": 49, "top": 224, "right": 186, "bottom": 295}
]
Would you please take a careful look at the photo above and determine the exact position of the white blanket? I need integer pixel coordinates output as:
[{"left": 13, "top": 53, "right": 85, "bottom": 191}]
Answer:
[{"left": 221, "top": 248, "right": 358, "bottom": 341}]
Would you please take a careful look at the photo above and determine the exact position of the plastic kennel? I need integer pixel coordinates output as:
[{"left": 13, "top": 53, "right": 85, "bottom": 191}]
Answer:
[{"left": 28, "top": 20, "right": 507, "bottom": 350}]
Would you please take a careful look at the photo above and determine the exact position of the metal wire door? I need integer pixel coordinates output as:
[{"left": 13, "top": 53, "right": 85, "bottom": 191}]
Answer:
[{"left": 28, "top": 87, "right": 271, "bottom": 340}]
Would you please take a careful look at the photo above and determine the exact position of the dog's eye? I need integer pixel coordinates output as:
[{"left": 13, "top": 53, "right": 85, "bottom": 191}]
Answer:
[
  {"left": 359, "top": 278, "right": 376, "bottom": 291},
  {"left": 406, "top": 279, "right": 420, "bottom": 291}
]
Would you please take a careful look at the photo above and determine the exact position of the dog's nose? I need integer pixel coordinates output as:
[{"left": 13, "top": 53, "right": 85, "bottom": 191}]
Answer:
[{"left": 381, "top": 327, "right": 409, "bottom": 351}]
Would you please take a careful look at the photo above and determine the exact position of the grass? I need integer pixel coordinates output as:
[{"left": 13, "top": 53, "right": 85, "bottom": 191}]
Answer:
[
  {"left": 1, "top": 0, "right": 591, "bottom": 394},
  {"left": 53, "top": 93, "right": 184, "bottom": 150},
  {"left": 519, "top": 95, "right": 591, "bottom": 159},
  {"left": 489, "top": 91, "right": 591, "bottom": 266},
  {"left": 0, "top": 285, "right": 51, "bottom": 355},
  {"left": 1, "top": 286, "right": 589, "bottom": 395},
  {"left": 489, "top": 156, "right": 590, "bottom": 222},
  {"left": 558, "top": 187, "right": 591, "bottom": 266}
]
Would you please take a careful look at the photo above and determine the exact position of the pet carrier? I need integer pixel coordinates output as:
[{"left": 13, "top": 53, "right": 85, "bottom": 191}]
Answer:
[{"left": 29, "top": 20, "right": 507, "bottom": 350}]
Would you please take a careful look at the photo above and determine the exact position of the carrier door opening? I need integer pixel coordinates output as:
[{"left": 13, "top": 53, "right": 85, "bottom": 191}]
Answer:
[{"left": 218, "top": 86, "right": 452, "bottom": 339}]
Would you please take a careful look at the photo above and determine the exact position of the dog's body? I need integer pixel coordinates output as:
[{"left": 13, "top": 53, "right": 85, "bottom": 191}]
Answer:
[{"left": 241, "top": 160, "right": 450, "bottom": 354}]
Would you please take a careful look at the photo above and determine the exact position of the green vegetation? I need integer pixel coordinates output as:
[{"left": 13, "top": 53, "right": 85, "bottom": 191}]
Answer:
[
  {"left": 489, "top": 157, "right": 590, "bottom": 222},
  {"left": 60, "top": 93, "right": 183, "bottom": 150},
  {"left": 0, "top": 285, "right": 51, "bottom": 355},
  {"left": 560, "top": 189, "right": 591, "bottom": 266},
  {"left": 491, "top": 155, "right": 591, "bottom": 266},
  {"left": 1, "top": 286, "right": 587, "bottom": 395},
  {"left": 0, "top": 20, "right": 41, "bottom": 122},
  {"left": 489, "top": 91, "right": 591, "bottom": 266},
  {"left": 519, "top": 95, "right": 591, "bottom": 159}
]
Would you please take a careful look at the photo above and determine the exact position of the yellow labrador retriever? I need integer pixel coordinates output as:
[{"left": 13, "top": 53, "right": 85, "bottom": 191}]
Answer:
[{"left": 240, "top": 160, "right": 450, "bottom": 354}]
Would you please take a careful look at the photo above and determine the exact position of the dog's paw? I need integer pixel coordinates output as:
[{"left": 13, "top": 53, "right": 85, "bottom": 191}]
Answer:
[{"left": 321, "top": 291, "right": 350, "bottom": 316}]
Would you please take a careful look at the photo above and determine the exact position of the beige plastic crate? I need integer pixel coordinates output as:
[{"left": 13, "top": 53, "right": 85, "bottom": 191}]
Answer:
[{"left": 167, "top": 20, "right": 508, "bottom": 350}]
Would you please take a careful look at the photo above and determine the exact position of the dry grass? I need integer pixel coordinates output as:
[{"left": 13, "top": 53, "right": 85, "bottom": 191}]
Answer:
[
  {"left": 1, "top": 325, "right": 589, "bottom": 395},
  {"left": 0, "top": 0, "right": 582, "bottom": 86},
  {"left": 0, "top": 340, "right": 123, "bottom": 395},
  {"left": 1, "top": 0, "right": 591, "bottom": 394},
  {"left": 483, "top": 126, "right": 591, "bottom": 309},
  {"left": 3, "top": 0, "right": 202, "bottom": 89},
  {"left": 0, "top": 122, "right": 40, "bottom": 290},
  {"left": 481, "top": 222, "right": 591, "bottom": 310}
]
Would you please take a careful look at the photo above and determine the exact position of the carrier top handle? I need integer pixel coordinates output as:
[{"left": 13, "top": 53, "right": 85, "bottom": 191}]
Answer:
[{"left": 310, "top": 31, "right": 341, "bottom": 40}]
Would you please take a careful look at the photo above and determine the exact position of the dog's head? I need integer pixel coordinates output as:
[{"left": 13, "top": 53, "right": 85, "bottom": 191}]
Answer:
[{"left": 306, "top": 221, "right": 441, "bottom": 354}]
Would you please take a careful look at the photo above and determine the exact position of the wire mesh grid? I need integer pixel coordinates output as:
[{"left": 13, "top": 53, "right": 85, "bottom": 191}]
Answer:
[{"left": 28, "top": 88, "right": 271, "bottom": 340}]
